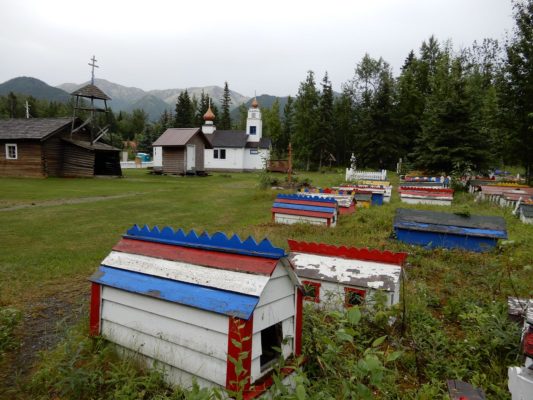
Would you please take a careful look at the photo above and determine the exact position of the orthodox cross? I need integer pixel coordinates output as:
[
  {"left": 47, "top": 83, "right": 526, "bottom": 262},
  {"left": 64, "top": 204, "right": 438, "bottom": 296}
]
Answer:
[{"left": 88, "top": 55, "right": 99, "bottom": 85}]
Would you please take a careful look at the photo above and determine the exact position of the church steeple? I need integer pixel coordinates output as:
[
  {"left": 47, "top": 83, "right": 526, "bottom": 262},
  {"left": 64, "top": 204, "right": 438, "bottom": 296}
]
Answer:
[
  {"left": 202, "top": 99, "right": 216, "bottom": 134},
  {"left": 246, "top": 95, "right": 262, "bottom": 143}
]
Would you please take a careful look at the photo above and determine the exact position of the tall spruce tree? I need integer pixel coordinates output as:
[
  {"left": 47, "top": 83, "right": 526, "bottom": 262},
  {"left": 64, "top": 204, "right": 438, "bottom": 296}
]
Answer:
[
  {"left": 293, "top": 71, "right": 320, "bottom": 170},
  {"left": 318, "top": 72, "right": 335, "bottom": 168},
  {"left": 219, "top": 81, "right": 232, "bottom": 130},
  {"left": 503, "top": 0, "right": 533, "bottom": 183},
  {"left": 263, "top": 99, "right": 281, "bottom": 143},
  {"left": 412, "top": 54, "right": 490, "bottom": 173},
  {"left": 332, "top": 91, "right": 355, "bottom": 166},
  {"left": 394, "top": 51, "right": 425, "bottom": 158},
  {"left": 175, "top": 90, "right": 194, "bottom": 127},
  {"left": 279, "top": 96, "right": 294, "bottom": 157}
]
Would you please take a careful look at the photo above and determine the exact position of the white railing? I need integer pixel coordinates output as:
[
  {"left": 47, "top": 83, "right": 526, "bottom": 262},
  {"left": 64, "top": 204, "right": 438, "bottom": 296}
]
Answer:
[
  {"left": 120, "top": 161, "right": 154, "bottom": 169},
  {"left": 345, "top": 169, "right": 387, "bottom": 182}
]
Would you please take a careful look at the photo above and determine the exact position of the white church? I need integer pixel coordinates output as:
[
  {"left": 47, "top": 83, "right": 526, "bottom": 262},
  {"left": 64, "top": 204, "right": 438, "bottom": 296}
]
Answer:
[{"left": 202, "top": 98, "right": 271, "bottom": 171}]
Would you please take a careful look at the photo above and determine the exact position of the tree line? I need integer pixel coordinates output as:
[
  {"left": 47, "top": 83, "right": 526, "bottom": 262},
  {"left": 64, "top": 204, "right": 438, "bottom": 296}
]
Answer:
[{"left": 1, "top": 1, "right": 531, "bottom": 180}]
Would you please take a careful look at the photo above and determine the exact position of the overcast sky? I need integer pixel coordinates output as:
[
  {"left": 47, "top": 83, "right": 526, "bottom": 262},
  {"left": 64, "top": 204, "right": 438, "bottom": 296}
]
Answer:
[{"left": 0, "top": 0, "right": 516, "bottom": 97}]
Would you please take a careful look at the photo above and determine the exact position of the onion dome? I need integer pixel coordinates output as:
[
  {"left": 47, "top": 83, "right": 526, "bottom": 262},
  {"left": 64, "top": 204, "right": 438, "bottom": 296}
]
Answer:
[
  {"left": 203, "top": 105, "right": 215, "bottom": 121},
  {"left": 251, "top": 97, "right": 259, "bottom": 108}
]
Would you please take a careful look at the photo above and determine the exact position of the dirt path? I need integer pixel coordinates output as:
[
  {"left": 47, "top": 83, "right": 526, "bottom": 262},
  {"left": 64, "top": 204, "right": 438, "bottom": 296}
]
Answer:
[
  {"left": 0, "top": 283, "right": 88, "bottom": 398},
  {"left": 0, "top": 193, "right": 145, "bottom": 212}
]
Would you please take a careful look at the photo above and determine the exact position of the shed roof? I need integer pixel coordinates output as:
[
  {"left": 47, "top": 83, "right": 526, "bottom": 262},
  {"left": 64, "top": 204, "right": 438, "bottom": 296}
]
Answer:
[
  {"left": 152, "top": 128, "right": 212, "bottom": 148},
  {"left": 71, "top": 84, "right": 111, "bottom": 100},
  {"left": 90, "top": 225, "right": 294, "bottom": 320},
  {"left": 288, "top": 240, "right": 405, "bottom": 292},
  {"left": 0, "top": 117, "right": 73, "bottom": 140},
  {"left": 394, "top": 208, "right": 507, "bottom": 238}
]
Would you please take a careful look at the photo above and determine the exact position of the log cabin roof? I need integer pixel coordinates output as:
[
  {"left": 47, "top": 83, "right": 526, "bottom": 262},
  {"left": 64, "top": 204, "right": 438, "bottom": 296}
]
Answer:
[
  {"left": 62, "top": 137, "right": 120, "bottom": 152},
  {"left": 0, "top": 117, "right": 74, "bottom": 140},
  {"left": 153, "top": 128, "right": 213, "bottom": 148},
  {"left": 71, "top": 84, "right": 111, "bottom": 100}
]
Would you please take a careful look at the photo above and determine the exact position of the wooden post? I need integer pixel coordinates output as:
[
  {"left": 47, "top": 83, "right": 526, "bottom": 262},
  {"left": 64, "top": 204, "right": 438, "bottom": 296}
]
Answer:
[{"left": 288, "top": 143, "right": 292, "bottom": 185}]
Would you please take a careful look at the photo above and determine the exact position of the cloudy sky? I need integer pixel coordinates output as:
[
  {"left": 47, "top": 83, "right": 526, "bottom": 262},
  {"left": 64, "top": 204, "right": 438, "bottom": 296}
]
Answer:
[{"left": 0, "top": 0, "right": 516, "bottom": 97}]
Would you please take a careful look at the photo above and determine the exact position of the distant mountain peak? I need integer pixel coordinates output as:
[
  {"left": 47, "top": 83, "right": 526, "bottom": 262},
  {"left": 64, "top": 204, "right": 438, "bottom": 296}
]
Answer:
[{"left": 0, "top": 76, "right": 70, "bottom": 102}]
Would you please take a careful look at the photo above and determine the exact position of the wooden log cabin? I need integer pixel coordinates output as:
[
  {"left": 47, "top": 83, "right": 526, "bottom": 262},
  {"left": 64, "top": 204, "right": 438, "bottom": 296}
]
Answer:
[
  {"left": 89, "top": 225, "right": 303, "bottom": 395},
  {"left": 0, "top": 117, "right": 121, "bottom": 177}
]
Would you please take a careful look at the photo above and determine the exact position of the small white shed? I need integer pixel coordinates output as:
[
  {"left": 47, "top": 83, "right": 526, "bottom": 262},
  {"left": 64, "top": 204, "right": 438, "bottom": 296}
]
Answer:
[
  {"left": 288, "top": 240, "right": 407, "bottom": 309},
  {"left": 89, "top": 225, "right": 303, "bottom": 396}
]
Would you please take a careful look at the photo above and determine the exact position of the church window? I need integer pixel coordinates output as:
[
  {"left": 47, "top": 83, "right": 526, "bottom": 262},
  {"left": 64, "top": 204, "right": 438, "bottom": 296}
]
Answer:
[{"left": 249, "top": 126, "right": 257, "bottom": 135}]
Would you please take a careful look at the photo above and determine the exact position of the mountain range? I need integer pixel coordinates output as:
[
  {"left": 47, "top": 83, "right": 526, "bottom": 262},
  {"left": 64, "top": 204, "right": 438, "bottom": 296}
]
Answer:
[{"left": 0, "top": 76, "right": 291, "bottom": 121}]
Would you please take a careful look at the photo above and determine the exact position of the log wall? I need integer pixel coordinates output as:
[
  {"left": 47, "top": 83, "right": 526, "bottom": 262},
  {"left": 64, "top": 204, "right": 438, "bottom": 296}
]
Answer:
[
  {"left": 62, "top": 142, "right": 95, "bottom": 177},
  {"left": 42, "top": 135, "right": 63, "bottom": 177},
  {"left": 0, "top": 140, "right": 44, "bottom": 177}
]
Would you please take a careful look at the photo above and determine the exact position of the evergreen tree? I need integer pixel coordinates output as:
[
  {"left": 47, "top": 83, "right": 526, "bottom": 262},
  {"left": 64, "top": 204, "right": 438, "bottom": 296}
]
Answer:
[
  {"left": 234, "top": 103, "right": 248, "bottom": 130},
  {"left": 219, "top": 81, "right": 232, "bottom": 130},
  {"left": 503, "top": 0, "right": 533, "bottom": 183},
  {"left": 292, "top": 71, "right": 320, "bottom": 170},
  {"left": 412, "top": 54, "right": 491, "bottom": 173},
  {"left": 279, "top": 96, "right": 294, "bottom": 158},
  {"left": 175, "top": 90, "right": 194, "bottom": 127},
  {"left": 317, "top": 72, "right": 335, "bottom": 168},
  {"left": 394, "top": 51, "right": 425, "bottom": 158},
  {"left": 332, "top": 91, "right": 355, "bottom": 166},
  {"left": 7, "top": 92, "right": 19, "bottom": 118},
  {"left": 263, "top": 99, "right": 281, "bottom": 143}
]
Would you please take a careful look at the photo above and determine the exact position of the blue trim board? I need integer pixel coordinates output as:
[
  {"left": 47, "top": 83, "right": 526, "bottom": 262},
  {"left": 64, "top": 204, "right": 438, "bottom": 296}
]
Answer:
[
  {"left": 277, "top": 193, "right": 337, "bottom": 204},
  {"left": 125, "top": 225, "right": 285, "bottom": 259},
  {"left": 272, "top": 202, "right": 336, "bottom": 214},
  {"left": 395, "top": 228, "right": 499, "bottom": 252},
  {"left": 90, "top": 266, "right": 259, "bottom": 319}
]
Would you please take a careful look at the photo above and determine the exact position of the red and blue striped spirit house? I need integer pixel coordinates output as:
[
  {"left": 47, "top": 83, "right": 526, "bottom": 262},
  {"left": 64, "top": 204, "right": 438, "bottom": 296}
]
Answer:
[
  {"left": 271, "top": 194, "right": 338, "bottom": 227},
  {"left": 89, "top": 225, "right": 303, "bottom": 397}
]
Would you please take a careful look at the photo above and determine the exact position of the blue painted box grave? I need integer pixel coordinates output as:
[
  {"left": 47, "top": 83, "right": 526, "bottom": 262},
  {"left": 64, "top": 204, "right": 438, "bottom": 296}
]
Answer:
[{"left": 393, "top": 208, "right": 507, "bottom": 252}]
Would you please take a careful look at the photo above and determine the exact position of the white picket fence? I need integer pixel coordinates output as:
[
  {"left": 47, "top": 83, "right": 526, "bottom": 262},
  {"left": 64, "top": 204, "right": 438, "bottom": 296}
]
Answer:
[
  {"left": 120, "top": 161, "right": 154, "bottom": 169},
  {"left": 345, "top": 169, "right": 387, "bottom": 182}
]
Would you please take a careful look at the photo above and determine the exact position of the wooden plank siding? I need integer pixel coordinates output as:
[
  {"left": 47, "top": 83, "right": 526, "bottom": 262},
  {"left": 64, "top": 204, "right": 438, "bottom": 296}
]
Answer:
[
  {"left": 62, "top": 141, "right": 95, "bottom": 177},
  {"left": 101, "top": 286, "right": 229, "bottom": 386},
  {"left": 162, "top": 147, "right": 185, "bottom": 175},
  {"left": 42, "top": 135, "right": 63, "bottom": 176},
  {"left": 0, "top": 140, "right": 44, "bottom": 177}
]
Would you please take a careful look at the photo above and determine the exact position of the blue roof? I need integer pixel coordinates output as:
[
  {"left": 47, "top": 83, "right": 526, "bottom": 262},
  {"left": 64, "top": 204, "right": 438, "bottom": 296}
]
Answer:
[
  {"left": 277, "top": 193, "right": 337, "bottom": 204},
  {"left": 91, "top": 266, "right": 259, "bottom": 319},
  {"left": 273, "top": 202, "right": 336, "bottom": 214},
  {"left": 125, "top": 225, "right": 285, "bottom": 259}
]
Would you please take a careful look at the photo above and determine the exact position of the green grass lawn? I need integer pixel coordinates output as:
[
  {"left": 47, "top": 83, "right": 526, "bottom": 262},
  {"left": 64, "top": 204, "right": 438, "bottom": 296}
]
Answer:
[{"left": 1, "top": 169, "right": 532, "bottom": 399}]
